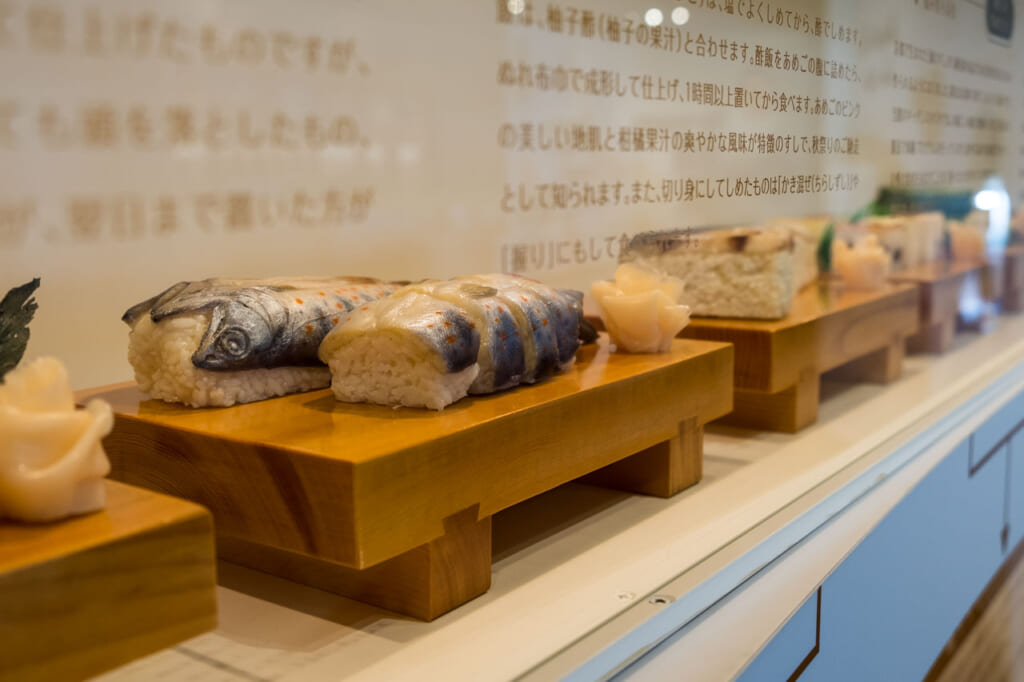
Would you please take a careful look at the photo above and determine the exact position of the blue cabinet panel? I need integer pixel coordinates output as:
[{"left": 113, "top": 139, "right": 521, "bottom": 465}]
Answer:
[
  {"left": 741, "top": 434, "right": 1010, "bottom": 681},
  {"left": 971, "top": 391, "right": 1024, "bottom": 472},
  {"left": 1009, "top": 430, "right": 1024, "bottom": 550}
]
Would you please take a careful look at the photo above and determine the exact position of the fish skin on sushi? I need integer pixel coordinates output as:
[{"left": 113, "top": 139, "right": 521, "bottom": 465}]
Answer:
[
  {"left": 407, "top": 280, "right": 527, "bottom": 393},
  {"left": 318, "top": 274, "right": 587, "bottom": 410},
  {"left": 123, "top": 276, "right": 401, "bottom": 407}
]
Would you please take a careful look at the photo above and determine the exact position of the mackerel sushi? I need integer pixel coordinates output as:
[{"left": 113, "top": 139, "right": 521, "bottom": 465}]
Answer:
[
  {"left": 318, "top": 274, "right": 587, "bottom": 410},
  {"left": 123, "top": 276, "right": 400, "bottom": 407}
]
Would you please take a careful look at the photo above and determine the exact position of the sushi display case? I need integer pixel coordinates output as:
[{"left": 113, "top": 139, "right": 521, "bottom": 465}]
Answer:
[
  {"left": 79, "top": 334, "right": 733, "bottom": 620},
  {"left": 0, "top": 481, "right": 217, "bottom": 682},
  {"left": 680, "top": 280, "right": 920, "bottom": 433}
]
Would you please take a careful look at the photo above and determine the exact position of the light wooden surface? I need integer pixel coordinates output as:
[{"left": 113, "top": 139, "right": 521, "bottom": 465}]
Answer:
[
  {"left": 582, "top": 417, "right": 703, "bottom": 497},
  {"left": 1004, "top": 245, "right": 1024, "bottom": 314},
  {"left": 890, "top": 260, "right": 979, "bottom": 354},
  {"left": 981, "top": 256, "right": 1006, "bottom": 302},
  {"left": 80, "top": 334, "right": 732, "bottom": 619},
  {"left": 929, "top": 539, "right": 1024, "bottom": 682},
  {"left": 682, "top": 281, "right": 919, "bottom": 432},
  {"left": 218, "top": 507, "right": 492, "bottom": 622},
  {"left": 0, "top": 480, "right": 217, "bottom": 682}
]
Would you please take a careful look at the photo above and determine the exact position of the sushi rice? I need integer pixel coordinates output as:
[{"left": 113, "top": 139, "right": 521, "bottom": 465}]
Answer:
[{"left": 128, "top": 313, "right": 330, "bottom": 408}]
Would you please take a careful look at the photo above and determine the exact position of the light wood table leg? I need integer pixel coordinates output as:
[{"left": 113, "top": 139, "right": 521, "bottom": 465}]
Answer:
[
  {"left": 907, "top": 317, "right": 955, "bottom": 354},
  {"left": 1004, "top": 247, "right": 1024, "bottom": 314},
  {"left": 720, "top": 367, "right": 820, "bottom": 433},
  {"left": 582, "top": 417, "right": 703, "bottom": 498},
  {"left": 218, "top": 506, "right": 491, "bottom": 621},
  {"left": 830, "top": 334, "right": 905, "bottom": 384},
  {"left": 1004, "top": 287, "right": 1023, "bottom": 314}
]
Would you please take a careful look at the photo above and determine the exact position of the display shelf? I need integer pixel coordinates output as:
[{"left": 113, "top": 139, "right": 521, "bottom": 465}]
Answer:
[
  {"left": 0, "top": 481, "right": 217, "bottom": 682},
  {"left": 93, "top": 311, "right": 1024, "bottom": 682},
  {"left": 889, "top": 260, "right": 981, "bottom": 354},
  {"left": 80, "top": 334, "right": 733, "bottom": 621},
  {"left": 681, "top": 281, "right": 919, "bottom": 433}
]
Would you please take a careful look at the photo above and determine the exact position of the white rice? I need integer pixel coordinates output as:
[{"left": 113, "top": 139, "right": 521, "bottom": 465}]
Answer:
[
  {"left": 320, "top": 328, "right": 479, "bottom": 411},
  {"left": 127, "top": 313, "right": 330, "bottom": 408},
  {"left": 636, "top": 249, "right": 795, "bottom": 319}
]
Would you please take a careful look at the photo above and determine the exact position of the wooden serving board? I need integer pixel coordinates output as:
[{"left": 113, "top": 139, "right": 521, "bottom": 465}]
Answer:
[
  {"left": 681, "top": 281, "right": 919, "bottom": 433},
  {"left": 1002, "top": 245, "right": 1024, "bottom": 314},
  {"left": 80, "top": 334, "right": 732, "bottom": 620},
  {"left": 889, "top": 260, "right": 980, "bottom": 354},
  {"left": 0, "top": 481, "right": 217, "bottom": 682}
]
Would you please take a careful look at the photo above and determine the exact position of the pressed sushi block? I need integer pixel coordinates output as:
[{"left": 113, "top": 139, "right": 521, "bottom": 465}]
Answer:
[
  {"left": 857, "top": 212, "right": 945, "bottom": 270},
  {"left": 681, "top": 280, "right": 919, "bottom": 433},
  {"left": 621, "top": 227, "right": 800, "bottom": 320},
  {"left": 762, "top": 215, "right": 834, "bottom": 290},
  {"left": 889, "top": 260, "right": 981, "bottom": 354},
  {"left": 0, "top": 481, "right": 216, "bottom": 682},
  {"left": 319, "top": 275, "right": 589, "bottom": 411},
  {"left": 80, "top": 334, "right": 733, "bottom": 620},
  {"left": 122, "top": 276, "right": 401, "bottom": 407}
]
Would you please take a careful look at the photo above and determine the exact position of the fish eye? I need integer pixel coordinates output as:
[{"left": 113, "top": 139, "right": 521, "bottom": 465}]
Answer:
[{"left": 216, "top": 328, "right": 250, "bottom": 358}]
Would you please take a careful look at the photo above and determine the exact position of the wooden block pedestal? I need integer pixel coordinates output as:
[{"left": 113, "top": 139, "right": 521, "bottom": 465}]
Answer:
[
  {"left": 0, "top": 481, "right": 217, "bottom": 682},
  {"left": 81, "top": 335, "right": 732, "bottom": 621},
  {"left": 890, "top": 261, "right": 979, "bottom": 354},
  {"left": 681, "top": 282, "right": 919, "bottom": 433},
  {"left": 1003, "top": 245, "right": 1024, "bottom": 314}
]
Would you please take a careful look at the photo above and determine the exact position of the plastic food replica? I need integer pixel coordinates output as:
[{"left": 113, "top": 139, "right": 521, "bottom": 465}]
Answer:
[
  {"left": 319, "top": 274, "right": 589, "bottom": 410},
  {"left": 832, "top": 234, "right": 891, "bottom": 290},
  {"left": 0, "top": 357, "right": 112, "bottom": 522},
  {"left": 591, "top": 263, "right": 690, "bottom": 353},
  {"left": 764, "top": 217, "right": 833, "bottom": 291},
  {"left": 947, "top": 219, "right": 988, "bottom": 263},
  {"left": 123, "top": 276, "right": 401, "bottom": 407},
  {"left": 620, "top": 226, "right": 802, "bottom": 319},
  {"left": 857, "top": 212, "right": 945, "bottom": 270}
]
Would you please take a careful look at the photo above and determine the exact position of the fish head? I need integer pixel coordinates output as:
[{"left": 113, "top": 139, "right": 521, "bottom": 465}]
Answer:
[{"left": 191, "top": 300, "right": 277, "bottom": 371}]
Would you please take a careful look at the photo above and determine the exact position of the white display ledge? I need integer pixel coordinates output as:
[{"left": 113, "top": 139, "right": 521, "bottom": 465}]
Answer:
[{"left": 99, "top": 315, "right": 1024, "bottom": 682}]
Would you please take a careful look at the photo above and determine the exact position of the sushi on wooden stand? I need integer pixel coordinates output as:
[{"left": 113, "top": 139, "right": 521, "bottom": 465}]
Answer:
[{"left": 84, "top": 272, "right": 733, "bottom": 619}]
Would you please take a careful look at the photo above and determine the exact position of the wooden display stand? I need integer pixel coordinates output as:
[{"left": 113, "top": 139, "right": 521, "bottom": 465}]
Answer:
[
  {"left": 0, "top": 481, "right": 217, "bottom": 682},
  {"left": 80, "top": 335, "right": 732, "bottom": 621},
  {"left": 980, "top": 256, "right": 1005, "bottom": 303},
  {"left": 889, "top": 260, "right": 979, "bottom": 354},
  {"left": 681, "top": 282, "right": 919, "bottom": 433},
  {"left": 1002, "top": 245, "right": 1024, "bottom": 313}
]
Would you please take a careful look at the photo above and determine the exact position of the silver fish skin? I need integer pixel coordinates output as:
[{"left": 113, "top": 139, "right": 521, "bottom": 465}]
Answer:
[
  {"left": 410, "top": 280, "right": 527, "bottom": 394},
  {"left": 122, "top": 276, "right": 400, "bottom": 371},
  {"left": 461, "top": 274, "right": 583, "bottom": 379}
]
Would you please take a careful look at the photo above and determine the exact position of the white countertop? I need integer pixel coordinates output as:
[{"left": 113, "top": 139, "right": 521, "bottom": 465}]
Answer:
[{"left": 99, "top": 314, "right": 1024, "bottom": 682}]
